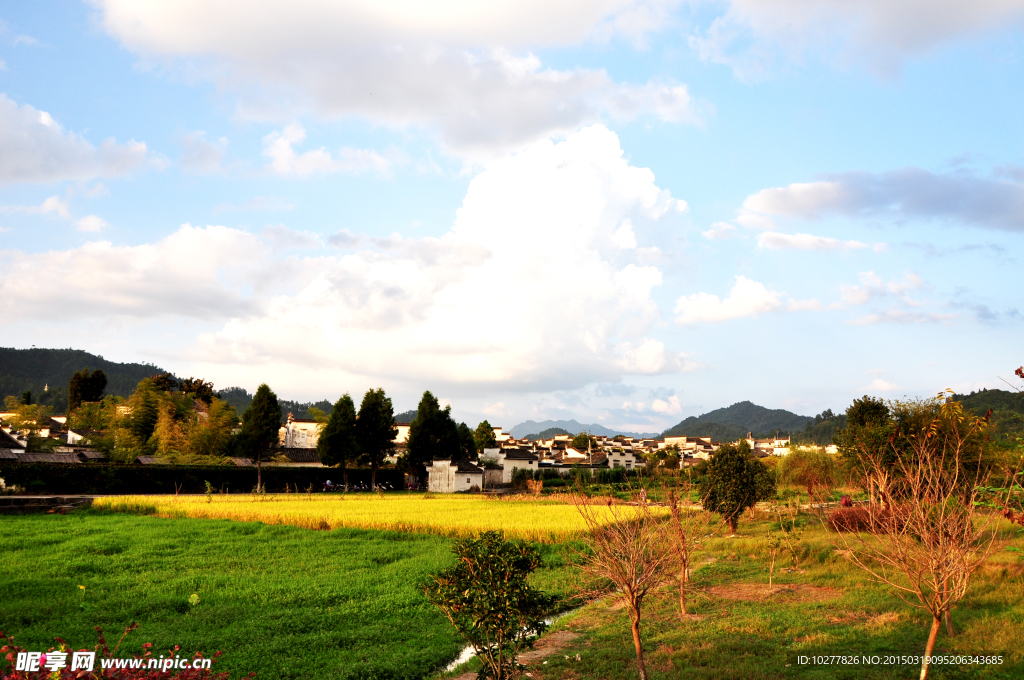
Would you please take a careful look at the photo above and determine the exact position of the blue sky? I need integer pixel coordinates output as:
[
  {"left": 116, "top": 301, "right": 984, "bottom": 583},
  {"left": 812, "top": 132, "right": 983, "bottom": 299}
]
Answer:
[{"left": 1, "top": 1, "right": 1022, "bottom": 431}]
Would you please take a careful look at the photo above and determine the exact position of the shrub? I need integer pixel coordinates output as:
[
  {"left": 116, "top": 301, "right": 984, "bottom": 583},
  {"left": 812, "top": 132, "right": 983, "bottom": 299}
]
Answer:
[{"left": 423, "top": 532, "right": 555, "bottom": 680}]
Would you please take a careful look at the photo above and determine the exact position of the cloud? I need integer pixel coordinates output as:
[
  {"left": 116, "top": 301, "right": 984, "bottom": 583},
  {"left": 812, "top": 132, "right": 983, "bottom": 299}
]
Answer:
[
  {"left": 0, "top": 224, "right": 266, "bottom": 320},
  {"left": 702, "top": 221, "right": 738, "bottom": 240},
  {"left": 74, "top": 215, "right": 111, "bottom": 232},
  {"left": 849, "top": 310, "right": 955, "bottom": 325},
  {"left": 742, "top": 168, "right": 1024, "bottom": 232},
  {"left": 838, "top": 271, "right": 922, "bottom": 307},
  {"left": 870, "top": 378, "right": 900, "bottom": 391},
  {"left": 179, "top": 131, "right": 226, "bottom": 173},
  {"left": 652, "top": 395, "right": 682, "bottom": 415},
  {"left": 260, "top": 224, "right": 320, "bottom": 249},
  {"left": 0, "top": 195, "right": 71, "bottom": 218},
  {"left": 190, "top": 125, "right": 691, "bottom": 393},
  {"left": 3, "top": 125, "right": 692, "bottom": 394},
  {"left": 262, "top": 124, "right": 389, "bottom": 175},
  {"left": 94, "top": 1, "right": 699, "bottom": 157},
  {"left": 756, "top": 231, "right": 869, "bottom": 251},
  {"left": 674, "top": 275, "right": 781, "bottom": 324},
  {"left": 0, "top": 94, "right": 152, "bottom": 184},
  {"left": 688, "top": 0, "right": 1024, "bottom": 80}
]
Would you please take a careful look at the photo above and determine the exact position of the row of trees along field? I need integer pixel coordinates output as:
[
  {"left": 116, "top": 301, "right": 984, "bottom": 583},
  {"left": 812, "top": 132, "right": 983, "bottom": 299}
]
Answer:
[
  {"left": 317, "top": 389, "right": 504, "bottom": 489},
  {"left": 8, "top": 372, "right": 512, "bottom": 491}
]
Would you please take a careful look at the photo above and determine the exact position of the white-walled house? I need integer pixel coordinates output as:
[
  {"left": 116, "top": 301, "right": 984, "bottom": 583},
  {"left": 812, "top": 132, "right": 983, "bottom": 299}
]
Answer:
[
  {"left": 492, "top": 448, "right": 539, "bottom": 483},
  {"left": 279, "top": 414, "right": 320, "bottom": 449},
  {"left": 427, "top": 459, "right": 484, "bottom": 492}
]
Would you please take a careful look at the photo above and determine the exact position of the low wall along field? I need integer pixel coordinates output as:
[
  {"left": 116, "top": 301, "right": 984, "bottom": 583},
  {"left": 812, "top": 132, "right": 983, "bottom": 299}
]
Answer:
[{"left": 92, "top": 494, "right": 625, "bottom": 542}]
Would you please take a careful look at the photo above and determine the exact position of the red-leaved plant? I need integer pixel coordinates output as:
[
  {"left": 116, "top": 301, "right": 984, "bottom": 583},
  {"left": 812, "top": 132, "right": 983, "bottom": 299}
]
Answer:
[{"left": 0, "top": 623, "right": 253, "bottom": 679}]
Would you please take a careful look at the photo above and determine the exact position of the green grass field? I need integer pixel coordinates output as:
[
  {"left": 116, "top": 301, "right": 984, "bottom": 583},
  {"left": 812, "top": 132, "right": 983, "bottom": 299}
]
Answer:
[
  {"left": 0, "top": 512, "right": 516, "bottom": 680},
  {"left": 444, "top": 517, "right": 1024, "bottom": 680},
  {"left": 3, "top": 501, "right": 1024, "bottom": 679}
]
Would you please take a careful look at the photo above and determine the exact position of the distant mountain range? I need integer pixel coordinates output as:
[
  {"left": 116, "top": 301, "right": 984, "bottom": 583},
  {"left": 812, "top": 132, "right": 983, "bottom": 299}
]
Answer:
[
  {"left": 662, "top": 401, "right": 812, "bottom": 440},
  {"left": 509, "top": 419, "right": 659, "bottom": 439}
]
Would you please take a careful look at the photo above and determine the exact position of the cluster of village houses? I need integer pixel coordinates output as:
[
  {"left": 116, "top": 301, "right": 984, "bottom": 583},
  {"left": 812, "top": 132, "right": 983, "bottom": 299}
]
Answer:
[{"left": 1, "top": 409, "right": 812, "bottom": 494}]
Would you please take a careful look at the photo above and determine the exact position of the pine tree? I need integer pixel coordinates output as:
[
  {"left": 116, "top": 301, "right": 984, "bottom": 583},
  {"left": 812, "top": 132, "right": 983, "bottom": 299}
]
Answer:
[
  {"left": 241, "top": 384, "right": 281, "bottom": 492},
  {"left": 318, "top": 394, "right": 360, "bottom": 489},
  {"left": 355, "top": 388, "right": 397, "bottom": 490}
]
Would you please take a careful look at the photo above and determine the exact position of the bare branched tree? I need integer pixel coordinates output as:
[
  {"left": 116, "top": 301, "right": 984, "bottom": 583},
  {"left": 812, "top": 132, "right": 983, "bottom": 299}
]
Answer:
[
  {"left": 571, "top": 489, "right": 673, "bottom": 680},
  {"left": 667, "top": 483, "right": 717, "bottom": 617},
  {"left": 828, "top": 395, "right": 1014, "bottom": 680}
]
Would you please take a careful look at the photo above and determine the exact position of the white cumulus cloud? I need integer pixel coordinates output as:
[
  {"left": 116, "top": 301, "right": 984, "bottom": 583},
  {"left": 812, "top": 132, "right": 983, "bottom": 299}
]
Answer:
[
  {"left": 94, "top": 1, "right": 699, "bottom": 157},
  {"left": 0, "top": 94, "right": 152, "bottom": 184},
  {"left": 74, "top": 215, "right": 111, "bottom": 232},
  {"left": 262, "top": 123, "right": 390, "bottom": 175},
  {"left": 4, "top": 125, "right": 694, "bottom": 395},
  {"left": 674, "top": 275, "right": 781, "bottom": 324},
  {"left": 757, "top": 231, "right": 868, "bottom": 251}
]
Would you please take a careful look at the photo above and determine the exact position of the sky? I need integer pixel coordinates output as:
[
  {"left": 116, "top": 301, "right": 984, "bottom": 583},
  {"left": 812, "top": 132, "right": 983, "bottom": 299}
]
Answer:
[{"left": 0, "top": 1, "right": 1022, "bottom": 432}]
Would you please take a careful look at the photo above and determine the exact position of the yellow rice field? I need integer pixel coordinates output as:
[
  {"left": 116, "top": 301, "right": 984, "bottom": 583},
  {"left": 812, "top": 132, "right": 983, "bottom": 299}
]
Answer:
[{"left": 91, "top": 493, "right": 622, "bottom": 542}]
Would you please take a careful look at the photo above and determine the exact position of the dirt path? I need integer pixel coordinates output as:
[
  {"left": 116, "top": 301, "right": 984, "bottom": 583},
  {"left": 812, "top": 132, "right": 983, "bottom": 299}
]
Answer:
[{"left": 450, "top": 630, "right": 580, "bottom": 680}]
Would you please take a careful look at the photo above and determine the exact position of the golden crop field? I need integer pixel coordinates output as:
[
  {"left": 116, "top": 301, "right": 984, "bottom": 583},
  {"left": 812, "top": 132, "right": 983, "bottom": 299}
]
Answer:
[{"left": 91, "top": 493, "right": 627, "bottom": 542}]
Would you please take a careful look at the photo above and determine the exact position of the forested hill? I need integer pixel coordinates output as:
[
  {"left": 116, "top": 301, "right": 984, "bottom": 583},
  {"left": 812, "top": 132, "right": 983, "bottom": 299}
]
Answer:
[
  {"left": 953, "top": 388, "right": 1024, "bottom": 441},
  {"left": 0, "top": 347, "right": 168, "bottom": 414},
  {"left": 662, "top": 401, "right": 812, "bottom": 440}
]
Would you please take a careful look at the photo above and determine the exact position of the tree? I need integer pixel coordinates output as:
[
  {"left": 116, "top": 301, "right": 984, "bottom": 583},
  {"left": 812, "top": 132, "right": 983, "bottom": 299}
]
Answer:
[
  {"left": 424, "top": 532, "right": 555, "bottom": 680},
  {"left": 780, "top": 447, "right": 835, "bottom": 502},
  {"left": 149, "top": 373, "right": 179, "bottom": 393},
  {"left": 180, "top": 377, "right": 215, "bottom": 404},
  {"left": 69, "top": 368, "right": 107, "bottom": 412},
  {"left": 571, "top": 489, "right": 673, "bottom": 680},
  {"left": 571, "top": 432, "right": 598, "bottom": 451},
  {"left": 318, "top": 394, "right": 360, "bottom": 490},
  {"left": 356, "top": 388, "right": 397, "bottom": 490},
  {"left": 667, "top": 483, "right": 716, "bottom": 617},
  {"left": 473, "top": 420, "right": 497, "bottom": 452},
  {"left": 835, "top": 396, "right": 896, "bottom": 505},
  {"left": 406, "top": 391, "right": 459, "bottom": 480},
  {"left": 698, "top": 442, "right": 761, "bottom": 533},
  {"left": 457, "top": 422, "right": 476, "bottom": 461},
  {"left": 241, "top": 384, "right": 281, "bottom": 493},
  {"left": 829, "top": 396, "right": 1013, "bottom": 680}
]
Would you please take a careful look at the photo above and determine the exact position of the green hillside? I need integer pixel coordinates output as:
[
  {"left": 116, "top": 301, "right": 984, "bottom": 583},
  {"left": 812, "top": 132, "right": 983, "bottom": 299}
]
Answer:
[
  {"left": 0, "top": 347, "right": 168, "bottom": 415},
  {"left": 663, "top": 400, "right": 811, "bottom": 440},
  {"left": 953, "top": 388, "right": 1024, "bottom": 442}
]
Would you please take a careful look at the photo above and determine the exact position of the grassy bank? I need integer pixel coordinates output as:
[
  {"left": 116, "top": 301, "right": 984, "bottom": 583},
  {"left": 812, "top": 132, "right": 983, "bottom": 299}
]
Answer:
[
  {"left": 1, "top": 512, "right": 573, "bottom": 680},
  {"left": 90, "top": 493, "right": 627, "bottom": 543},
  {"left": 453, "top": 515, "right": 1024, "bottom": 680}
]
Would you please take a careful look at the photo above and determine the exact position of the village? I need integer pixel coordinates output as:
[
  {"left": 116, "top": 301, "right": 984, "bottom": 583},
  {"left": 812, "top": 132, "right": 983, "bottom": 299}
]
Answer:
[{"left": 1, "top": 403, "right": 812, "bottom": 494}]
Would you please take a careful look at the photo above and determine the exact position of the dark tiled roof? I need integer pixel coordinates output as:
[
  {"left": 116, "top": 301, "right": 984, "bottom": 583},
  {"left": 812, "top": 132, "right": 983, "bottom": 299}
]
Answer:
[
  {"left": 19, "top": 453, "right": 81, "bottom": 464},
  {"left": 279, "top": 447, "right": 321, "bottom": 463},
  {"left": 134, "top": 456, "right": 170, "bottom": 465},
  {"left": 455, "top": 460, "right": 483, "bottom": 473},
  {"left": 0, "top": 449, "right": 21, "bottom": 460},
  {"left": 227, "top": 457, "right": 255, "bottom": 467},
  {"left": 503, "top": 450, "right": 538, "bottom": 461},
  {"left": 76, "top": 449, "right": 107, "bottom": 461},
  {"left": 0, "top": 430, "right": 23, "bottom": 448}
]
